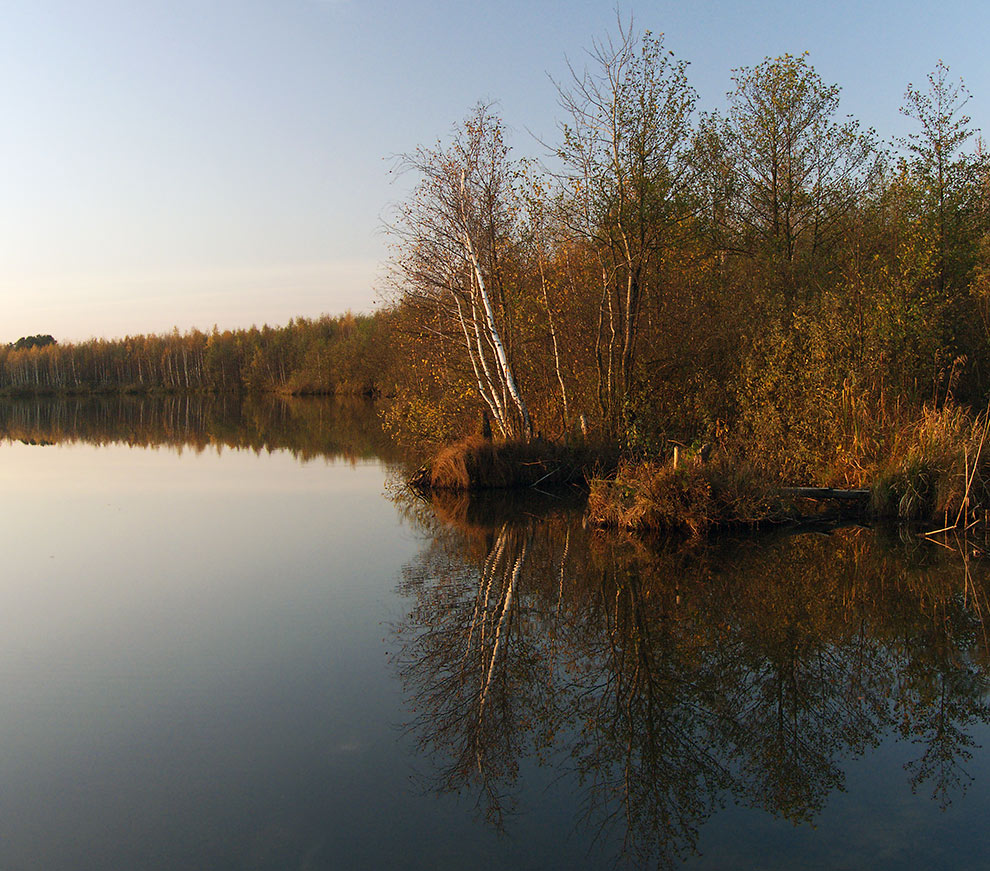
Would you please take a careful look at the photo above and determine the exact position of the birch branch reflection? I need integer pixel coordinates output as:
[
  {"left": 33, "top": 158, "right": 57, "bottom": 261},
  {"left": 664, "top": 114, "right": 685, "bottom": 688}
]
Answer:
[
  {"left": 393, "top": 492, "right": 990, "bottom": 867},
  {"left": 397, "top": 518, "right": 540, "bottom": 827}
]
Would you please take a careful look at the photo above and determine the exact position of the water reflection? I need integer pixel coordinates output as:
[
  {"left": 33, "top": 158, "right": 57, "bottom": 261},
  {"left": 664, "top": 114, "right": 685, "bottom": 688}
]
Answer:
[
  {"left": 394, "top": 491, "right": 990, "bottom": 867},
  {"left": 0, "top": 394, "right": 401, "bottom": 463}
]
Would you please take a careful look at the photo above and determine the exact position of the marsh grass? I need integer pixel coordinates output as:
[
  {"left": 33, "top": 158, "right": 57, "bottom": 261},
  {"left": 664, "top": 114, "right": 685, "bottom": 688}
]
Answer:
[
  {"left": 872, "top": 404, "right": 990, "bottom": 525},
  {"left": 415, "top": 402, "right": 990, "bottom": 535},
  {"left": 420, "top": 435, "right": 617, "bottom": 491},
  {"left": 587, "top": 454, "right": 786, "bottom": 538}
]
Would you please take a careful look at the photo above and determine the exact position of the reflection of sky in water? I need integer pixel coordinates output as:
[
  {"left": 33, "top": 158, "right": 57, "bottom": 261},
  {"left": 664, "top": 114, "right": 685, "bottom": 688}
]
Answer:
[
  {"left": 3, "top": 432, "right": 990, "bottom": 869},
  {"left": 0, "top": 441, "right": 424, "bottom": 870}
]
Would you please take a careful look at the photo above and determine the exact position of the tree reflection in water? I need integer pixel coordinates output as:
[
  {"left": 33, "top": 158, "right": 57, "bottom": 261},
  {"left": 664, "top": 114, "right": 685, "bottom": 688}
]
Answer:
[
  {"left": 392, "top": 489, "right": 990, "bottom": 867},
  {"left": 0, "top": 394, "right": 402, "bottom": 463}
]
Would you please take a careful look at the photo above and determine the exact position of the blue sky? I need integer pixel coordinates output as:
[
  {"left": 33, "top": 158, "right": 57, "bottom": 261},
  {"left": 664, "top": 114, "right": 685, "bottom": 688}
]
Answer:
[{"left": 2, "top": 0, "right": 987, "bottom": 342}]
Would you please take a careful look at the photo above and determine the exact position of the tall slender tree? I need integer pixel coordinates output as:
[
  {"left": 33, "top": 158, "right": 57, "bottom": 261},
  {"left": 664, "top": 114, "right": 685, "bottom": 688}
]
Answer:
[
  {"left": 698, "top": 53, "right": 876, "bottom": 300},
  {"left": 389, "top": 104, "right": 532, "bottom": 439},
  {"left": 900, "top": 60, "right": 986, "bottom": 297}
]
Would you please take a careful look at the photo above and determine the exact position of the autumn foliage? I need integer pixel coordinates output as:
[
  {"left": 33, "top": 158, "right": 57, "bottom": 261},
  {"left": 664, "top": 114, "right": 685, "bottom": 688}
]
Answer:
[{"left": 383, "top": 32, "right": 990, "bottom": 493}]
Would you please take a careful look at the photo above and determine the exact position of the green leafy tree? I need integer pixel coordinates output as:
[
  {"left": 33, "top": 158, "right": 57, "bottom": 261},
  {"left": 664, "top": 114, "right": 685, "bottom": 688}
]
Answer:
[{"left": 900, "top": 60, "right": 987, "bottom": 297}]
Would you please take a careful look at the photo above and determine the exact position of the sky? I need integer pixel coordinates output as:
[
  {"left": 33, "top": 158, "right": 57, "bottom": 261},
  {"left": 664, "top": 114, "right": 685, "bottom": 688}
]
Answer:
[{"left": 2, "top": 0, "right": 988, "bottom": 343}]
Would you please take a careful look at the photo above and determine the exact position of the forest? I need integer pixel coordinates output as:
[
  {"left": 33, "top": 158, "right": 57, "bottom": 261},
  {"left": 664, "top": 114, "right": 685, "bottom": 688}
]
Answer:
[
  {"left": 0, "top": 313, "right": 386, "bottom": 397},
  {"left": 6, "top": 24, "right": 990, "bottom": 511},
  {"left": 381, "top": 23, "right": 990, "bottom": 511}
]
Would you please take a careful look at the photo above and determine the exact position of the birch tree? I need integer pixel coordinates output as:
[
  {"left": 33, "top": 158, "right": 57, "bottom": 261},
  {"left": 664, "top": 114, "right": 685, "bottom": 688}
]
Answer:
[
  {"left": 390, "top": 105, "right": 532, "bottom": 439},
  {"left": 554, "top": 21, "right": 698, "bottom": 438}
]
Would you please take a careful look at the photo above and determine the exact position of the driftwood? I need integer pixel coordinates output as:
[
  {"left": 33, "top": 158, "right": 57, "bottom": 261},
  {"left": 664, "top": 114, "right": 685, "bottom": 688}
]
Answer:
[
  {"left": 782, "top": 487, "right": 871, "bottom": 503},
  {"left": 776, "top": 487, "right": 871, "bottom": 527}
]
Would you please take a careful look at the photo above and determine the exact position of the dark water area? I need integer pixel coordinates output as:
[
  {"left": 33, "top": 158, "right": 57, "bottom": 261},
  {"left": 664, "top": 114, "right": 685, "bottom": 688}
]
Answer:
[
  {"left": 2, "top": 397, "right": 990, "bottom": 869},
  {"left": 399, "top": 493, "right": 990, "bottom": 869}
]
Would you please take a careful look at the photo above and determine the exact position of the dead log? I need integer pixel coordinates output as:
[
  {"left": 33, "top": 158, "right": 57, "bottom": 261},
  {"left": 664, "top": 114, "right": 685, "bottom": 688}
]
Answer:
[{"left": 781, "top": 487, "right": 870, "bottom": 503}]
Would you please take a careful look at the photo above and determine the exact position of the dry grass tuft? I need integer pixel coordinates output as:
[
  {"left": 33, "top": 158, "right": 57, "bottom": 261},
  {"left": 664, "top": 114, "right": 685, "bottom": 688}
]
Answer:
[
  {"left": 872, "top": 404, "right": 990, "bottom": 525},
  {"left": 587, "top": 454, "right": 785, "bottom": 538},
  {"left": 421, "top": 436, "right": 616, "bottom": 491},
  {"left": 588, "top": 461, "right": 714, "bottom": 537}
]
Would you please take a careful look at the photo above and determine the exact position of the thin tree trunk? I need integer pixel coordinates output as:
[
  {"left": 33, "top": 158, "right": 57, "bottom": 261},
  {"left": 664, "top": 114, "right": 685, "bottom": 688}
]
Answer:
[
  {"left": 538, "top": 255, "right": 569, "bottom": 429},
  {"left": 455, "top": 294, "right": 507, "bottom": 436},
  {"left": 460, "top": 170, "right": 531, "bottom": 439},
  {"left": 469, "top": 291, "right": 509, "bottom": 431}
]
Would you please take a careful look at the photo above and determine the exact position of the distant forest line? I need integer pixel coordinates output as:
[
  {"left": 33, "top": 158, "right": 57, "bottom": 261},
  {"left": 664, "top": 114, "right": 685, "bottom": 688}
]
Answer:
[
  {"left": 0, "top": 393, "right": 401, "bottom": 464},
  {"left": 0, "top": 313, "right": 389, "bottom": 397}
]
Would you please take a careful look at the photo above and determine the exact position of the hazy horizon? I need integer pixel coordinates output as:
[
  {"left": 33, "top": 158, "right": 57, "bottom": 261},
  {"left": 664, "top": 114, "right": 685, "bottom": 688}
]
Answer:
[{"left": 3, "top": 0, "right": 987, "bottom": 343}]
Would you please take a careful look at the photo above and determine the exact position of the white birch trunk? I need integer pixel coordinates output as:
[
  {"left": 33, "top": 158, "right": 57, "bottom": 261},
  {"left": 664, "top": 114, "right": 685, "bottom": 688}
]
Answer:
[
  {"left": 459, "top": 169, "right": 531, "bottom": 439},
  {"left": 455, "top": 294, "right": 508, "bottom": 436},
  {"left": 538, "top": 256, "right": 569, "bottom": 428},
  {"left": 462, "top": 231, "right": 531, "bottom": 439},
  {"left": 468, "top": 293, "right": 510, "bottom": 434},
  {"left": 478, "top": 532, "right": 526, "bottom": 717}
]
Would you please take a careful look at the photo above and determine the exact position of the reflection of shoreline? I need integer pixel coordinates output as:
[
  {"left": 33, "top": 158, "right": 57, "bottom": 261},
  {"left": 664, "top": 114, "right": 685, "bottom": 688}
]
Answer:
[
  {"left": 394, "top": 496, "right": 990, "bottom": 867},
  {"left": 0, "top": 395, "right": 404, "bottom": 465}
]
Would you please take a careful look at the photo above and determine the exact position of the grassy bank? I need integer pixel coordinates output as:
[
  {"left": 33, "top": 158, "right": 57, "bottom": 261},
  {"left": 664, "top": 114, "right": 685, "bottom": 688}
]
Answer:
[
  {"left": 586, "top": 454, "right": 793, "bottom": 538},
  {"left": 408, "top": 403, "right": 990, "bottom": 539},
  {"left": 588, "top": 405, "right": 990, "bottom": 539}
]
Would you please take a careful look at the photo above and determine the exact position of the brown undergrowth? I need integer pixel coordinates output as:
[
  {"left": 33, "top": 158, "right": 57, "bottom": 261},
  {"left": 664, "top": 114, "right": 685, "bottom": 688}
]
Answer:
[
  {"left": 410, "top": 435, "right": 617, "bottom": 491},
  {"left": 587, "top": 453, "right": 788, "bottom": 539},
  {"left": 410, "top": 403, "right": 990, "bottom": 537}
]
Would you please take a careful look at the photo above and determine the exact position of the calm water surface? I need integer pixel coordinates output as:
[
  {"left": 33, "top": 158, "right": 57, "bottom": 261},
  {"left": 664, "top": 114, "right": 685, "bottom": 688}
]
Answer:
[{"left": 1, "top": 396, "right": 990, "bottom": 869}]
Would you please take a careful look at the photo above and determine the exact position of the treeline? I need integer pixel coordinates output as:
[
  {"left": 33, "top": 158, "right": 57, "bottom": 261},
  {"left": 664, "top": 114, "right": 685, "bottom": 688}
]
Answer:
[
  {"left": 0, "top": 313, "right": 387, "bottom": 396},
  {"left": 383, "top": 23, "right": 990, "bottom": 482}
]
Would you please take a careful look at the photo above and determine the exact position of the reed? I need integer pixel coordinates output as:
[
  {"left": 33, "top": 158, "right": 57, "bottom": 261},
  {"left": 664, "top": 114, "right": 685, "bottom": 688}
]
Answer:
[{"left": 871, "top": 404, "right": 990, "bottom": 525}]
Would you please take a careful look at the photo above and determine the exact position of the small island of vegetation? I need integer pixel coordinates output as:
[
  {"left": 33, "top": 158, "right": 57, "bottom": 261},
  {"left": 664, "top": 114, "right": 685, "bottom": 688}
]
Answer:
[{"left": 6, "top": 22, "right": 990, "bottom": 537}]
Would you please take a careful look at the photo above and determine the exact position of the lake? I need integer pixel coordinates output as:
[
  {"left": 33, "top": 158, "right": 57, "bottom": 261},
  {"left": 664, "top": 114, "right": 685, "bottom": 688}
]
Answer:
[{"left": 1, "top": 395, "right": 989, "bottom": 869}]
